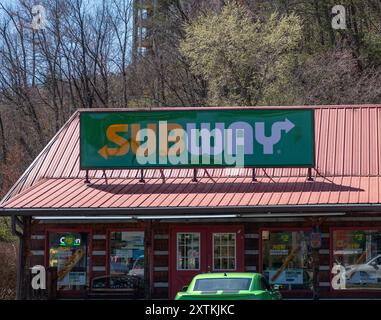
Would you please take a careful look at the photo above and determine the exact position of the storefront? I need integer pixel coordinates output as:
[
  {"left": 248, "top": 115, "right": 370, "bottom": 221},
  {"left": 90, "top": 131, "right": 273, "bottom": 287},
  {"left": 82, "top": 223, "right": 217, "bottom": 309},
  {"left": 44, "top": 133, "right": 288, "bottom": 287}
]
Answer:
[{"left": 1, "top": 105, "right": 381, "bottom": 299}]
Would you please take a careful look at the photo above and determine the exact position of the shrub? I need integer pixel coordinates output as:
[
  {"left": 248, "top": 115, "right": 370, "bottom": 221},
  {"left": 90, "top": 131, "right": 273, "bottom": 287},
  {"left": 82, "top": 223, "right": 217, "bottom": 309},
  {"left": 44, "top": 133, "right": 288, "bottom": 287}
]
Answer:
[{"left": 0, "top": 241, "right": 17, "bottom": 300}]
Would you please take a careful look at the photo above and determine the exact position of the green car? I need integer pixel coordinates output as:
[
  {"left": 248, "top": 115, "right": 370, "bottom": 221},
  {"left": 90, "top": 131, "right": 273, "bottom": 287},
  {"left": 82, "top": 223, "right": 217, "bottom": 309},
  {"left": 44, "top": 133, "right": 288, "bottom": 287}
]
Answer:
[{"left": 175, "top": 272, "right": 282, "bottom": 300}]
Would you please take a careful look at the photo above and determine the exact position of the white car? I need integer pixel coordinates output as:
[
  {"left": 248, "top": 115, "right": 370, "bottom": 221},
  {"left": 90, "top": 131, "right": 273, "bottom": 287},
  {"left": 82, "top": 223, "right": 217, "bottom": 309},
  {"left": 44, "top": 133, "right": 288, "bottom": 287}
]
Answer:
[
  {"left": 345, "top": 255, "right": 381, "bottom": 283},
  {"left": 127, "top": 255, "right": 144, "bottom": 278}
]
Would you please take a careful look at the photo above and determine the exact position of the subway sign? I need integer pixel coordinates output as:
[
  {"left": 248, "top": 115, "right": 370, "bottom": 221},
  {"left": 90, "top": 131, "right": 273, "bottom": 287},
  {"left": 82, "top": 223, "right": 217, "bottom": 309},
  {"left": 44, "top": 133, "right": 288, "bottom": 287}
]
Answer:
[
  {"left": 59, "top": 235, "right": 81, "bottom": 247},
  {"left": 80, "top": 108, "right": 315, "bottom": 169}
]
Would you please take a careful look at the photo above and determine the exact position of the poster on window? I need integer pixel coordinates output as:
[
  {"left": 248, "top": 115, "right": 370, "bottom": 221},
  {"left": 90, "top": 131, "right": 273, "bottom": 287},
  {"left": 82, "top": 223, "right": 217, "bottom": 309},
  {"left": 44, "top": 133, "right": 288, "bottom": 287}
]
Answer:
[
  {"left": 347, "top": 271, "right": 378, "bottom": 284},
  {"left": 332, "top": 229, "right": 381, "bottom": 289},
  {"left": 49, "top": 232, "right": 89, "bottom": 290},
  {"left": 269, "top": 269, "right": 304, "bottom": 284},
  {"left": 68, "top": 272, "right": 87, "bottom": 285}
]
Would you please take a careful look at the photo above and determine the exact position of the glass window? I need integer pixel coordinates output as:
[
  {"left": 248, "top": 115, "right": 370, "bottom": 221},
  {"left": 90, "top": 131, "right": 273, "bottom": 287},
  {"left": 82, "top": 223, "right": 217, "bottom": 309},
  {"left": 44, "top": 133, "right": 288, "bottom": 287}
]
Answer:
[
  {"left": 138, "top": 27, "right": 148, "bottom": 41},
  {"left": 333, "top": 229, "right": 381, "bottom": 290},
  {"left": 194, "top": 278, "right": 251, "bottom": 291},
  {"left": 48, "top": 231, "right": 89, "bottom": 291},
  {"left": 213, "top": 233, "right": 236, "bottom": 270},
  {"left": 261, "top": 230, "right": 313, "bottom": 290},
  {"left": 177, "top": 233, "right": 200, "bottom": 270},
  {"left": 140, "top": 8, "right": 148, "bottom": 20},
  {"left": 137, "top": 46, "right": 147, "bottom": 57},
  {"left": 109, "top": 231, "right": 145, "bottom": 282}
]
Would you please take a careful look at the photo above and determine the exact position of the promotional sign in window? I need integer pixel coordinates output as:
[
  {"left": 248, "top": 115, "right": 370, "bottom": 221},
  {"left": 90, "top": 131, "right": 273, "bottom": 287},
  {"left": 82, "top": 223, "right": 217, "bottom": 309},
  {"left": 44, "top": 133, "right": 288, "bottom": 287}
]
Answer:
[
  {"left": 262, "top": 230, "right": 313, "bottom": 290},
  {"left": 48, "top": 232, "right": 89, "bottom": 290},
  {"left": 80, "top": 109, "right": 315, "bottom": 169},
  {"left": 67, "top": 272, "right": 87, "bottom": 286},
  {"left": 332, "top": 230, "right": 381, "bottom": 289},
  {"left": 269, "top": 269, "right": 304, "bottom": 285}
]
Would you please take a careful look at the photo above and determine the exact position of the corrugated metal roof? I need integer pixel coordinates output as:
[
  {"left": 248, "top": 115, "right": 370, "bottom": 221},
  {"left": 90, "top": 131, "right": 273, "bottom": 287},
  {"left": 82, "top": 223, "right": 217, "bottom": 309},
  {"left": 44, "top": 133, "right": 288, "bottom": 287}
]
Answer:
[
  {"left": 1, "top": 105, "right": 381, "bottom": 210},
  {"left": 2, "top": 176, "right": 380, "bottom": 209}
]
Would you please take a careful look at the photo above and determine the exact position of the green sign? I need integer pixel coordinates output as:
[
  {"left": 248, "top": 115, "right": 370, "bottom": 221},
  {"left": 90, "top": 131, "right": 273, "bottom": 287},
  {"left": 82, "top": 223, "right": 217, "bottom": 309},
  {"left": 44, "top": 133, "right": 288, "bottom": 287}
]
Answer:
[
  {"left": 59, "top": 235, "right": 81, "bottom": 247},
  {"left": 277, "top": 232, "right": 291, "bottom": 244},
  {"left": 353, "top": 231, "right": 365, "bottom": 244},
  {"left": 80, "top": 108, "right": 315, "bottom": 169}
]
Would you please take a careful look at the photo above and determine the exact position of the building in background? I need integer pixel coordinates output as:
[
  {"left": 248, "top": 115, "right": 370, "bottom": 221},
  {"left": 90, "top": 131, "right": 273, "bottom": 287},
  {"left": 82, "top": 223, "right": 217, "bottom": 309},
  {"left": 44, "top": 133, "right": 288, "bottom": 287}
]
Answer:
[
  {"left": 132, "top": 0, "right": 157, "bottom": 60},
  {"left": 131, "top": 0, "right": 226, "bottom": 60}
]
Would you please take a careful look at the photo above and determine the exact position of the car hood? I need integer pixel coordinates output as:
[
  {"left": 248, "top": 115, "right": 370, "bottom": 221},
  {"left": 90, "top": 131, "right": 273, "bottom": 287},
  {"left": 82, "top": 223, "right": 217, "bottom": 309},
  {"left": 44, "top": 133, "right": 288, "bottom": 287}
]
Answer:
[{"left": 346, "top": 263, "right": 368, "bottom": 270}]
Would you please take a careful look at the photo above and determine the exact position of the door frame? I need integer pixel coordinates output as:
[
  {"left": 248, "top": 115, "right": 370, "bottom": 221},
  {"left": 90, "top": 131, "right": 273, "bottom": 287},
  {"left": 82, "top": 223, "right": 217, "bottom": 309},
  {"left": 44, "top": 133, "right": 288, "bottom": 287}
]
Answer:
[{"left": 169, "top": 224, "right": 244, "bottom": 298}]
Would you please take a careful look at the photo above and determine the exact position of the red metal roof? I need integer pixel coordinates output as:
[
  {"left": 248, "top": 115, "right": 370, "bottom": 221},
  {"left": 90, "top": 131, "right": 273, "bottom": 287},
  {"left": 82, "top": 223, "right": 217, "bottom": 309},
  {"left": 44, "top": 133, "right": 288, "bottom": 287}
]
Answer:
[
  {"left": 2, "top": 175, "right": 381, "bottom": 209},
  {"left": 1, "top": 105, "right": 381, "bottom": 211}
]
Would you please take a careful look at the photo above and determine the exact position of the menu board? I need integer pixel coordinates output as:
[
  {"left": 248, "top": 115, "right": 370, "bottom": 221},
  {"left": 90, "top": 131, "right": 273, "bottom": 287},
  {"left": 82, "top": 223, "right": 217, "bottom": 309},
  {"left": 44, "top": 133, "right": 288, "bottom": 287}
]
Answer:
[{"left": 334, "top": 231, "right": 365, "bottom": 255}]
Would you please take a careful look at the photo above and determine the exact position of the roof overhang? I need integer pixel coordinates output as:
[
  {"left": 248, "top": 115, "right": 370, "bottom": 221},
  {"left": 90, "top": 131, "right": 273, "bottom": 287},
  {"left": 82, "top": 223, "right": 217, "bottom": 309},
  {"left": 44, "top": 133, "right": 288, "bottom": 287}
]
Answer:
[
  {"left": 2, "top": 203, "right": 381, "bottom": 217},
  {"left": 31, "top": 212, "right": 347, "bottom": 222}
]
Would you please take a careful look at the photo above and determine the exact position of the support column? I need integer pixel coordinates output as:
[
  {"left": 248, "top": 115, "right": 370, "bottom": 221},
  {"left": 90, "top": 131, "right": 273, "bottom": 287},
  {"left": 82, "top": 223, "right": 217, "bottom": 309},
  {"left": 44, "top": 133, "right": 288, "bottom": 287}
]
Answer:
[
  {"left": 144, "top": 220, "right": 153, "bottom": 299},
  {"left": 21, "top": 216, "right": 32, "bottom": 300},
  {"left": 307, "top": 217, "right": 325, "bottom": 300},
  {"left": 311, "top": 246, "right": 320, "bottom": 300}
]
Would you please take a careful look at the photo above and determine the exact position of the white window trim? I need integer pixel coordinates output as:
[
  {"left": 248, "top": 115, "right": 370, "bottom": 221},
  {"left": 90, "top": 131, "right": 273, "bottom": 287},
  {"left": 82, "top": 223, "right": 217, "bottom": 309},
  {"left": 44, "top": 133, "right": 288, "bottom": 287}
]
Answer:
[
  {"left": 212, "top": 233, "right": 237, "bottom": 271},
  {"left": 176, "top": 232, "right": 201, "bottom": 271}
]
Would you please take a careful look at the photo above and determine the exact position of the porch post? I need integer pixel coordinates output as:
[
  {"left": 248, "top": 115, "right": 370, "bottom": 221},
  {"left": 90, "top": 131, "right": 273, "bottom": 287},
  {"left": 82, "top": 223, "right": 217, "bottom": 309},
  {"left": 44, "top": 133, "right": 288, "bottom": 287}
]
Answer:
[
  {"left": 21, "top": 216, "right": 32, "bottom": 299},
  {"left": 144, "top": 220, "right": 153, "bottom": 299},
  {"left": 14, "top": 217, "right": 24, "bottom": 300},
  {"left": 311, "top": 245, "right": 320, "bottom": 300},
  {"left": 308, "top": 217, "right": 325, "bottom": 300}
]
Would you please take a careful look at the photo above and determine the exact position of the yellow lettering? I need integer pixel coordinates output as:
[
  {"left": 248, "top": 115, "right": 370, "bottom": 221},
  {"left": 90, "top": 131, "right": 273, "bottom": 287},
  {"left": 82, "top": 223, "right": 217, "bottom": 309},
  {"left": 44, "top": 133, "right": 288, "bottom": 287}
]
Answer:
[{"left": 98, "top": 124, "right": 129, "bottom": 159}]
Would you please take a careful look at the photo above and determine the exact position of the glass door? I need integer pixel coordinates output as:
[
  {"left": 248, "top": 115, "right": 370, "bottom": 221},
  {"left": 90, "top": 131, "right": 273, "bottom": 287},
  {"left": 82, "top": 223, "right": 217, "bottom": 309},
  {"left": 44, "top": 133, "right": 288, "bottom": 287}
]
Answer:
[
  {"left": 170, "top": 225, "right": 244, "bottom": 298},
  {"left": 170, "top": 229, "right": 207, "bottom": 299}
]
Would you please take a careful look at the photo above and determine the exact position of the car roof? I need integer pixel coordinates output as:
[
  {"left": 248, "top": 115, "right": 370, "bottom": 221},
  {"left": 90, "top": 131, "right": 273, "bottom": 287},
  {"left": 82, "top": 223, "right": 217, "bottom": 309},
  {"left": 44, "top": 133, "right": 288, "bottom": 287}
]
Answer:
[{"left": 191, "top": 272, "right": 261, "bottom": 280}]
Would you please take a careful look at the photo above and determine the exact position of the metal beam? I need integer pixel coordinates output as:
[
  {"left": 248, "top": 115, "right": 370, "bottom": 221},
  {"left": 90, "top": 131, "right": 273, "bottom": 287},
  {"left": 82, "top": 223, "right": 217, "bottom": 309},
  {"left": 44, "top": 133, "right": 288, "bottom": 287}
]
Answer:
[
  {"left": 32, "top": 212, "right": 346, "bottom": 222},
  {"left": 5, "top": 203, "right": 381, "bottom": 216}
]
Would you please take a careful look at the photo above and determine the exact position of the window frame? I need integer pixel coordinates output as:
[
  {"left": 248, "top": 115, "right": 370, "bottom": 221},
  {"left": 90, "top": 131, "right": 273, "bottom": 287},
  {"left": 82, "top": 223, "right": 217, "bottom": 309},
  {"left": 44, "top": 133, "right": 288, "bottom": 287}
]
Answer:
[
  {"left": 106, "top": 228, "right": 146, "bottom": 277},
  {"left": 140, "top": 8, "right": 148, "bottom": 20},
  {"left": 212, "top": 232, "right": 237, "bottom": 271},
  {"left": 176, "top": 232, "right": 201, "bottom": 271},
  {"left": 330, "top": 226, "right": 381, "bottom": 293},
  {"left": 45, "top": 228, "right": 93, "bottom": 293},
  {"left": 259, "top": 227, "right": 312, "bottom": 293}
]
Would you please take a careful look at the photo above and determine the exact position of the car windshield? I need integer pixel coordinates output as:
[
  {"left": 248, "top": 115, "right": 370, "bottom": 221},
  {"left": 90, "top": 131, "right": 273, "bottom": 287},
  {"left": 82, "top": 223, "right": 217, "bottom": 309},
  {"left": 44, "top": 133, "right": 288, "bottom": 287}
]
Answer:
[{"left": 193, "top": 278, "right": 252, "bottom": 291}]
